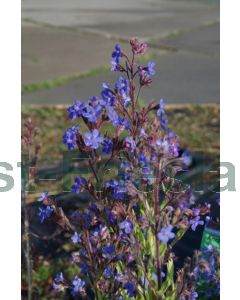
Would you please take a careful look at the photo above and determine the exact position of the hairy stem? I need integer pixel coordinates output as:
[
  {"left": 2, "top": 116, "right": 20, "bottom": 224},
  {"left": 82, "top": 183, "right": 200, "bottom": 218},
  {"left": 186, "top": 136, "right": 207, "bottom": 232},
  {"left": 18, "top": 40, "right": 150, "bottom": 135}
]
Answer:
[
  {"left": 88, "top": 158, "right": 99, "bottom": 183},
  {"left": 23, "top": 185, "right": 32, "bottom": 300},
  {"left": 154, "top": 160, "right": 162, "bottom": 294}
]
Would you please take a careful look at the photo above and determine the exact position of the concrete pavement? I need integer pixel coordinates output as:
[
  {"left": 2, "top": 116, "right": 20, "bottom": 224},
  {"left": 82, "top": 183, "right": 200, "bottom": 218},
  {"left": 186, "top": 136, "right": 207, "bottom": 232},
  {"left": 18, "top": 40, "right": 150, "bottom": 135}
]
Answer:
[{"left": 22, "top": 0, "right": 219, "bottom": 105}]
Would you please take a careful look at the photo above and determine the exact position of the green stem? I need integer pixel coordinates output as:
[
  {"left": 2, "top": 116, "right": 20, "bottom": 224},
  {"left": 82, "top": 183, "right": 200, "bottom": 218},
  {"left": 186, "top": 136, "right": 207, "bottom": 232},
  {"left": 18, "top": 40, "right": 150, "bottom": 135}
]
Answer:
[{"left": 154, "top": 159, "right": 162, "bottom": 295}]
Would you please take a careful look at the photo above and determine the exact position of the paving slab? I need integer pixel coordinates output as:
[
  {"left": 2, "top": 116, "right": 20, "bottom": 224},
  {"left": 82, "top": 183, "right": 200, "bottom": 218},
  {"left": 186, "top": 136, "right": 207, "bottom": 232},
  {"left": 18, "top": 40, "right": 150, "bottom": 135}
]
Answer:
[
  {"left": 22, "top": 50, "right": 219, "bottom": 105},
  {"left": 154, "top": 22, "right": 219, "bottom": 56},
  {"left": 22, "top": 25, "right": 129, "bottom": 85}
]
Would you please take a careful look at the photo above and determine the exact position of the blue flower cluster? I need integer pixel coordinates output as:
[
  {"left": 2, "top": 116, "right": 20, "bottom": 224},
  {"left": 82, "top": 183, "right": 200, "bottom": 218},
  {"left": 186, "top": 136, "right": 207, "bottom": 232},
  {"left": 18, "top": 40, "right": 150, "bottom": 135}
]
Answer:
[
  {"left": 101, "top": 83, "right": 116, "bottom": 106},
  {"left": 67, "top": 98, "right": 103, "bottom": 122},
  {"left": 67, "top": 101, "right": 84, "bottom": 120},
  {"left": 102, "top": 243, "right": 115, "bottom": 259},
  {"left": 190, "top": 209, "right": 204, "bottom": 231},
  {"left": 71, "top": 177, "right": 87, "bottom": 194},
  {"left": 38, "top": 206, "right": 53, "bottom": 223},
  {"left": 71, "top": 277, "right": 85, "bottom": 296},
  {"left": 111, "top": 44, "right": 122, "bottom": 71},
  {"left": 62, "top": 125, "right": 78, "bottom": 150},
  {"left": 106, "top": 179, "right": 127, "bottom": 200},
  {"left": 108, "top": 107, "right": 130, "bottom": 129}
]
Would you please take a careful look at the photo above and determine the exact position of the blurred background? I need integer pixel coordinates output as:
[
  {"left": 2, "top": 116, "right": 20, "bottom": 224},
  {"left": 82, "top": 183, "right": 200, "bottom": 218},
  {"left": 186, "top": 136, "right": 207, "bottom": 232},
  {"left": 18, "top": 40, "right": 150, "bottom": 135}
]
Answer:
[
  {"left": 21, "top": 1, "right": 220, "bottom": 299},
  {"left": 22, "top": 0, "right": 219, "bottom": 105}
]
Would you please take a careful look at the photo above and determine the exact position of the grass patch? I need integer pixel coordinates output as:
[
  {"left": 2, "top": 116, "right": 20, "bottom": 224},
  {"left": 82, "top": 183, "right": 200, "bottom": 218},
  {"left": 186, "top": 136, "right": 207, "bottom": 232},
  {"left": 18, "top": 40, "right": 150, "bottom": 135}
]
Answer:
[
  {"left": 167, "top": 104, "right": 219, "bottom": 153},
  {"left": 22, "top": 65, "right": 110, "bottom": 94}
]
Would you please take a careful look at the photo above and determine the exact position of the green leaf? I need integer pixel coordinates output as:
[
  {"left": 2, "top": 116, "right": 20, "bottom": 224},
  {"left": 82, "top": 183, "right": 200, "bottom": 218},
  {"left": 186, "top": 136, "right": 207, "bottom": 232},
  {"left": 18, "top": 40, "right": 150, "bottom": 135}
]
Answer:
[{"left": 160, "top": 259, "right": 175, "bottom": 294}]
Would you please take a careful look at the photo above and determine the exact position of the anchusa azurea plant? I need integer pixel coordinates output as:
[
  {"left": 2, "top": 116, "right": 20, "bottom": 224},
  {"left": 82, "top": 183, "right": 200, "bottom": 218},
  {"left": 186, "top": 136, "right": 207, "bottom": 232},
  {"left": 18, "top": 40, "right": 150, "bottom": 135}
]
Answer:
[{"left": 38, "top": 38, "right": 211, "bottom": 299}]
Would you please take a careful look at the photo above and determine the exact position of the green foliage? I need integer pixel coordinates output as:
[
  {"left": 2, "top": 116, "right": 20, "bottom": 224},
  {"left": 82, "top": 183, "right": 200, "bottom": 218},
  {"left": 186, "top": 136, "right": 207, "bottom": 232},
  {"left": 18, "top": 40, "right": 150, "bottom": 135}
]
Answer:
[
  {"left": 34, "top": 264, "right": 53, "bottom": 283},
  {"left": 201, "top": 227, "right": 220, "bottom": 251}
]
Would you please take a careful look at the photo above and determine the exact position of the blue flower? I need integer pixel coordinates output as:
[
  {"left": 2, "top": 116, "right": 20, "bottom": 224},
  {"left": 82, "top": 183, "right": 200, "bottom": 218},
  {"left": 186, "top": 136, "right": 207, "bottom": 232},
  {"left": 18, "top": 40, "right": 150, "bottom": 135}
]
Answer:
[
  {"left": 67, "top": 101, "right": 84, "bottom": 120},
  {"left": 101, "top": 83, "right": 116, "bottom": 106},
  {"left": 138, "top": 153, "right": 148, "bottom": 167},
  {"left": 118, "top": 160, "right": 132, "bottom": 181},
  {"left": 111, "top": 60, "right": 118, "bottom": 71},
  {"left": 123, "top": 282, "right": 136, "bottom": 298},
  {"left": 108, "top": 107, "right": 122, "bottom": 126},
  {"left": 106, "top": 209, "right": 116, "bottom": 225},
  {"left": 79, "top": 262, "right": 88, "bottom": 273},
  {"left": 192, "top": 208, "right": 200, "bottom": 217},
  {"left": 205, "top": 290, "right": 212, "bottom": 297},
  {"left": 38, "top": 206, "right": 53, "bottom": 223},
  {"left": 102, "top": 140, "right": 113, "bottom": 154},
  {"left": 71, "top": 277, "right": 85, "bottom": 296},
  {"left": 147, "top": 61, "right": 155, "bottom": 76},
  {"left": 115, "top": 272, "right": 127, "bottom": 284},
  {"left": 92, "top": 225, "right": 108, "bottom": 238},
  {"left": 63, "top": 126, "right": 78, "bottom": 150},
  {"left": 82, "top": 104, "right": 102, "bottom": 123},
  {"left": 106, "top": 179, "right": 127, "bottom": 199},
  {"left": 112, "top": 44, "right": 122, "bottom": 64},
  {"left": 181, "top": 150, "right": 193, "bottom": 167},
  {"left": 71, "top": 232, "right": 82, "bottom": 244},
  {"left": 102, "top": 243, "right": 115, "bottom": 258},
  {"left": 84, "top": 129, "right": 104, "bottom": 149},
  {"left": 122, "top": 92, "right": 131, "bottom": 107},
  {"left": 169, "top": 141, "right": 179, "bottom": 157},
  {"left": 157, "top": 225, "right": 175, "bottom": 244},
  {"left": 142, "top": 166, "right": 155, "bottom": 185},
  {"left": 190, "top": 216, "right": 204, "bottom": 231},
  {"left": 115, "top": 76, "right": 129, "bottom": 93},
  {"left": 157, "top": 98, "right": 165, "bottom": 115},
  {"left": 37, "top": 191, "right": 48, "bottom": 202},
  {"left": 71, "top": 177, "right": 87, "bottom": 194},
  {"left": 108, "top": 107, "right": 130, "bottom": 130},
  {"left": 190, "top": 291, "right": 198, "bottom": 300},
  {"left": 113, "top": 185, "right": 126, "bottom": 199},
  {"left": 54, "top": 272, "right": 64, "bottom": 283},
  {"left": 103, "top": 266, "right": 114, "bottom": 279},
  {"left": 156, "top": 139, "right": 169, "bottom": 153},
  {"left": 115, "top": 77, "right": 131, "bottom": 107},
  {"left": 124, "top": 136, "right": 136, "bottom": 152},
  {"left": 52, "top": 282, "right": 65, "bottom": 292},
  {"left": 119, "top": 219, "right": 134, "bottom": 234},
  {"left": 106, "top": 179, "right": 119, "bottom": 189},
  {"left": 157, "top": 99, "right": 168, "bottom": 131}
]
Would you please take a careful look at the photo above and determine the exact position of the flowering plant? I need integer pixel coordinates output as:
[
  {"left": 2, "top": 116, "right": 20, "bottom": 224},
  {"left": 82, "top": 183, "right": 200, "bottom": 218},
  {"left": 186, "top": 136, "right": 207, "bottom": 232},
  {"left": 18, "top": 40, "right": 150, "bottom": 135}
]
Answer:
[
  {"left": 192, "top": 246, "right": 220, "bottom": 299},
  {"left": 37, "top": 38, "right": 211, "bottom": 299}
]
